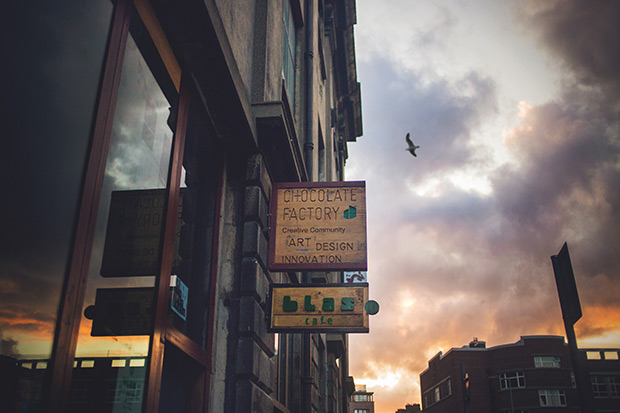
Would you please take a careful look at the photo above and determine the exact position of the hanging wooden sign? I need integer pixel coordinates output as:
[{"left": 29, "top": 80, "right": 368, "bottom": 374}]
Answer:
[
  {"left": 268, "top": 181, "right": 367, "bottom": 271},
  {"left": 268, "top": 284, "right": 371, "bottom": 333}
]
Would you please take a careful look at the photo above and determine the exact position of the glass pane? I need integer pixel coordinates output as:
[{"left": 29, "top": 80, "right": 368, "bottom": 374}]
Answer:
[
  {"left": 165, "top": 92, "right": 220, "bottom": 346},
  {"left": 0, "top": 1, "right": 113, "bottom": 411},
  {"left": 159, "top": 345, "right": 204, "bottom": 412},
  {"left": 68, "top": 9, "right": 177, "bottom": 412}
]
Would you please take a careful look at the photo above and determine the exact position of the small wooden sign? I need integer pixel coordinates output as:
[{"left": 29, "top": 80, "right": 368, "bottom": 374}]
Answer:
[
  {"left": 269, "top": 181, "right": 367, "bottom": 271},
  {"left": 269, "top": 284, "right": 369, "bottom": 333}
]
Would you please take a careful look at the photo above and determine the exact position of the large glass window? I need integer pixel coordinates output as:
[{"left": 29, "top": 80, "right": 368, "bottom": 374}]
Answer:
[
  {"left": 163, "top": 87, "right": 221, "bottom": 347},
  {"left": 68, "top": 5, "right": 178, "bottom": 411},
  {"left": 0, "top": 1, "right": 113, "bottom": 410}
]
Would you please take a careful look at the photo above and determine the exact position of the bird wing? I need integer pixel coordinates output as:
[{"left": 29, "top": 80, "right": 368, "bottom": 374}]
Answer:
[{"left": 405, "top": 132, "right": 413, "bottom": 147}]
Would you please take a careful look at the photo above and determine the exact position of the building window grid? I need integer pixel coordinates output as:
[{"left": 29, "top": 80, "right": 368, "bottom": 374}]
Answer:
[
  {"left": 499, "top": 371, "right": 526, "bottom": 390},
  {"left": 591, "top": 375, "right": 620, "bottom": 398},
  {"left": 353, "top": 394, "right": 373, "bottom": 402},
  {"left": 612, "top": 376, "right": 620, "bottom": 398},
  {"left": 534, "top": 355, "right": 561, "bottom": 368},
  {"left": 424, "top": 378, "right": 452, "bottom": 407},
  {"left": 123, "top": 380, "right": 144, "bottom": 403},
  {"left": 106, "top": 381, "right": 121, "bottom": 403},
  {"left": 538, "top": 389, "right": 566, "bottom": 407}
]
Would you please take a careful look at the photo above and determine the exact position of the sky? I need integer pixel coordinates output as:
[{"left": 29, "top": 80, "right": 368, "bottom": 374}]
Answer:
[{"left": 346, "top": 1, "right": 620, "bottom": 411}]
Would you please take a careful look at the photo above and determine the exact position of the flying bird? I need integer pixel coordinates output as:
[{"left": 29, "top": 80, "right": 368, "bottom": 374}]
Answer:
[{"left": 405, "top": 132, "right": 420, "bottom": 157}]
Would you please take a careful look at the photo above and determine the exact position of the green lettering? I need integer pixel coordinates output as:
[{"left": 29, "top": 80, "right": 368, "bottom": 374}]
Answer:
[
  {"left": 341, "top": 297, "right": 355, "bottom": 311},
  {"left": 322, "top": 297, "right": 335, "bottom": 311},
  {"left": 283, "top": 296, "right": 298, "bottom": 312},
  {"left": 304, "top": 295, "right": 316, "bottom": 311}
]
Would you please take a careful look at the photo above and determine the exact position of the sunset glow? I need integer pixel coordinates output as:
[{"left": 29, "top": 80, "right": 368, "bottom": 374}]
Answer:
[{"left": 348, "top": 1, "right": 620, "bottom": 411}]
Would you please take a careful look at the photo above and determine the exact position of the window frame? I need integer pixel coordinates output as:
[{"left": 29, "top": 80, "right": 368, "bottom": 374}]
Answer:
[
  {"left": 534, "top": 355, "right": 561, "bottom": 368},
  {"left": 423, "top": 377, "right": 452, "bottom": 407},
  {"left": 591, "top": 375, "right": 620, "bottom": 398},
  {"left": 538, "top": 389, "right": 567, "bottom": 407},
  {"left": 47, "top": 1, "right": 218, "bottom": 411},
  {"left": 499, "top": 371, "right": 526, "bottom": 390}
]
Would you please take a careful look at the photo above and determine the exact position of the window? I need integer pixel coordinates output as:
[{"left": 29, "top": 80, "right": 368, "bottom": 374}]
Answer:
[
  {"left": 123, "top": 380, "right": 144, "bottom": 403},
  {"left": 354, "top": 410, "right": 369, "bottom": 413},
  {"left": 282, "top": 0, "right": 297, "bottom": 109},
  {"left": 353, "top": 394, "right": 373, "bottom": 402},
  {"left": 2, "top": 4, "right": 114, "bottom": 410},
  {"left": 612, "top": 376, "right": 620, "bottom": 398},
  {"left": 591, "top": 375, "right": 620, "bottom": 398},
  {"left": 538, "top": 390, "right": 566, "bottom": 407},
  {"left": 534, "top": 355, "right": 561, "bottom": 368},
  {"left": 106, "top": 380, "right": 121, "bottom": 403},
  {"left": 500, "top": 371, "right": 525, "bottom": 389},
  {"left": 424, "top": 378, "right": 451, "bottom": 407},
  {"left": 592, "top": 375, "right": 609, "bottom": 398}
]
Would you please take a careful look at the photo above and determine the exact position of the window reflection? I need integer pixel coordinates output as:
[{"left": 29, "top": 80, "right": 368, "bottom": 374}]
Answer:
[
  {"left": 69, "top": 8, "right": 177, "bottom": 411},
  {"left": 76, "top": 21, "right": 176, "bottom": 356},
  {"left": 0, "top": 1, "right": 113, "bottom": 411}
]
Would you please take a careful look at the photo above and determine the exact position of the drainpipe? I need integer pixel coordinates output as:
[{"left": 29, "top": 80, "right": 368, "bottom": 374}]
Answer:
[
  {"left": 302, "top": 2, "right": 314, "bottom": 413},
  {"left": 303, "top": 0, "right": 315, "bottom": 181}
]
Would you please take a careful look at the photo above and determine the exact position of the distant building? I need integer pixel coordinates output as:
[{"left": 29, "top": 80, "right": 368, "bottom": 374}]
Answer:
[
  {"left": 581, "top": 347, "right": 620, "bottom": 412},
  {"left": 420, "top": 335, "right": 620, "bottom": 412},
  {"left": 395, "top": 403, "right": 421, "bottom": 412},
  {"left": 351, "top": 384, "right": 375, "bottom": 413}
]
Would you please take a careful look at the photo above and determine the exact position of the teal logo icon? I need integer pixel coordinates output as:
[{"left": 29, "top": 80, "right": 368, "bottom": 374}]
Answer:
[{"left": 343, "top": 206, "right": 356, "bottom": 219}]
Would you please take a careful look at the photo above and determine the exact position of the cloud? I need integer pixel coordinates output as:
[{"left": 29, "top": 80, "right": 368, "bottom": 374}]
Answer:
[
  {"left": 350, "top": 3, "right": 620, "bottom": 411},
  {"left": 348, "top": 57, "right": 497, "bottom": 195},
  {"left": 520, "top": 0, "right": 620, "bottom": 98},
  {"left": 0, "top": 329, "right": 20, "bottom": 358}
]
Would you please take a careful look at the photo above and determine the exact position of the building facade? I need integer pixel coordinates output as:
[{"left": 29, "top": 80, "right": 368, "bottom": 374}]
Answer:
[
  {"left": 420, "top": 336, "right": 620, "bottom": 413},
  {"left": 350, "top": 384, "right": 375, "bottom": 413},
  {"left": 0, "top": 0, "right": 362, "bottom": 412},
  {"left": 581, "top": 348, "right": 620, "bottom": 412}
]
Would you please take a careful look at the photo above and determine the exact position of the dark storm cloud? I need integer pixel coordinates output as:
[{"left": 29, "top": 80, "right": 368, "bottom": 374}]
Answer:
[
  {"left": 517, "top": 0, "right": 620, "bottom": 289},
  {"left": 499, "top": 1, "right": 620, "bottom": 301},
  {"left": 492, "top": 91, "right": 619, "bottom": 256},
  {"left": 521, "top": 0, "right": 620, "bottom": 98}
]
